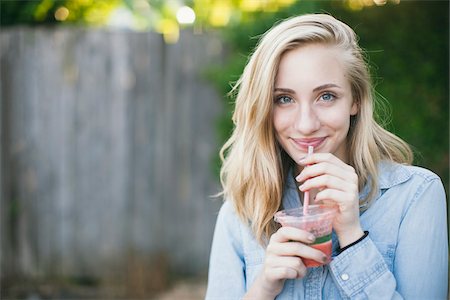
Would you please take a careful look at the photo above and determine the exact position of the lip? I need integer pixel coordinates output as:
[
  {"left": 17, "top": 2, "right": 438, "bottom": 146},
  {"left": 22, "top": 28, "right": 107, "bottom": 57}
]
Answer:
[{"left": 291, "top": 137, "right": 326, "bottom": 151}]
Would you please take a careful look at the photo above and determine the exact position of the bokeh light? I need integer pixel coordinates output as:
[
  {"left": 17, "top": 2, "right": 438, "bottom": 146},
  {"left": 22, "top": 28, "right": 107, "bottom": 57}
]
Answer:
[
  {"left": 177, "top": 6, "right": 196, "bottom": 25},
  {"left": 54, "top": 6, "right": 70, "bottom": 21}
]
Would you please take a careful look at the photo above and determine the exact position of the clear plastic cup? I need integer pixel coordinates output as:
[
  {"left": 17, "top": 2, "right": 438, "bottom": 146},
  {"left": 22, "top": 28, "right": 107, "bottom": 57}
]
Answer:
[{"left": 274, "top": 205, "right": 337, "bottom": 267}]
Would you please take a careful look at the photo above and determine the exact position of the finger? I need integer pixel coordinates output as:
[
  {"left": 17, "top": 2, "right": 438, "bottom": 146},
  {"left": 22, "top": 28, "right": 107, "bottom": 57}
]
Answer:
[
  {"left": 315, "top": 198, "right": 337, "bottom": 207},
  {"left": 312, "top": 187, "right": 360, "bottom": 210},
  {"left": 270, "top": 227, "right": 316, "bottom": 244},
  {"left": 268, "top": 241, "right": 329, "bottom": 264},
  {"left": 314, "top": 189, "right": 357, "bottom": 207},
  {"left": 299, "top": 174, "right": 358, "bottom": 195},
  {"left": 265, "top": 256, "right": 307, "bottom": 279},
  {"left": 298, "top": 152, "right": 350, "bottom": 168},
  {"left": 296, "top": 161, "right": 357, "bottom": 184},
  {"left": 266, "top": 256, "right": 305, "bottom": 272},
  {"left": 267, "top": 267, "right": 301, "bottom": 281}
]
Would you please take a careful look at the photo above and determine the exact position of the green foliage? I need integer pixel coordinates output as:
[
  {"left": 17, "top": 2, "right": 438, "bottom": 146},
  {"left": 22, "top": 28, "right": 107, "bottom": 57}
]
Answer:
[
  {"left": 341, "top": 1, "right": 449, "bottom": 192},
  {"left": 1, "top": 0, "right": 42, "bottom": 26},
  {"left": 210, "top": 1, "right": 449, "bottom": 193},
  {"left": 0, "top": 0, "right": 119, "bottom": 26},
  {"left": 335, "top": 1, "right": 448, "bottom": 194}
]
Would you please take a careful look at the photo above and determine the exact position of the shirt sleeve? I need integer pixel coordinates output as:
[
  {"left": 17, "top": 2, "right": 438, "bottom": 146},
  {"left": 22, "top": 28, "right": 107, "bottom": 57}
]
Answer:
[
  {"left": 394, "top": 177, "right": 448, "bottom": 298},
  {"left": 329, "top": 236, "right": 401, "bottom": 299},
  {"left": 205, "top": 201, "right": 247, "bottom": 300},
  {"left": 328, "top": 177, "right": 448, "bottom": 299}
]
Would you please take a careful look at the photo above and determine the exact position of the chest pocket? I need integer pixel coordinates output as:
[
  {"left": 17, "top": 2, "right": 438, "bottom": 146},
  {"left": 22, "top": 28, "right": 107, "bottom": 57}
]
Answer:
[{"left": 244, "top": 248, "right": 265, "bottom": 290}]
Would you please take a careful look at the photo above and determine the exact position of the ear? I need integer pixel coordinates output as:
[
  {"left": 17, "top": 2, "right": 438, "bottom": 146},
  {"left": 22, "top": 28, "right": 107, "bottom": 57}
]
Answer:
[{"left": 350, "top": 101, "right": 359, "bottom": 116}]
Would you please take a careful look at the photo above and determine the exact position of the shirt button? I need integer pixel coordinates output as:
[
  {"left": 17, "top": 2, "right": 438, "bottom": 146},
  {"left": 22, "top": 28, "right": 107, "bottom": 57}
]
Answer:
[{"left": 341, "top": 273, "right": 349, "bottom": 281}]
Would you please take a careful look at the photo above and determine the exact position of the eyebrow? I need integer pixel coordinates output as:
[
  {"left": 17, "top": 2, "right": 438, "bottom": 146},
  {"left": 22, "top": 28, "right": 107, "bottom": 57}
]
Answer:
[
  {"left": 274, "top": 83, "right": 342, "bottom": 94},
  {"left": 273, "top": 87, "right": 294, "bottom": 93},
  {"left": 313, "top": 83, "right": 342, "bottom": 92}
]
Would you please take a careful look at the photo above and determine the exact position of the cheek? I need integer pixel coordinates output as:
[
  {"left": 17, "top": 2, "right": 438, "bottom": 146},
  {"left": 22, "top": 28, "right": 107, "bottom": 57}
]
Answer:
[
  {"left": 321, "top": 112, "right": 351, "bottom": 132},
  {"left": 272, "top": 110, "right": 290, "bottom": 134}
]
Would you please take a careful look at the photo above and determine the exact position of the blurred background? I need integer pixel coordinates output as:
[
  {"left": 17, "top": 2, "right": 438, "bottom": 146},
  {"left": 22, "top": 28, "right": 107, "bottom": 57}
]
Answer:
[{"left": 1, "top": 0, "right": 448, "bottom": 299}]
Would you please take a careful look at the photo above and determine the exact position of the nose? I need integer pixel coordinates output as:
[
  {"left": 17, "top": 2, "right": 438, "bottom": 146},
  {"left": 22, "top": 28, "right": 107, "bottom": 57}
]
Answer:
[{"left": 294, "top": 104, "right": 320, "bottom": 134}]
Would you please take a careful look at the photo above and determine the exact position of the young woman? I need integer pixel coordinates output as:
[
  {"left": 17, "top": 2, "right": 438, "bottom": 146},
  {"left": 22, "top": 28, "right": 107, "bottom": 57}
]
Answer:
[{"left": 206, "top": 14, "right": 448, "bottom": 299}]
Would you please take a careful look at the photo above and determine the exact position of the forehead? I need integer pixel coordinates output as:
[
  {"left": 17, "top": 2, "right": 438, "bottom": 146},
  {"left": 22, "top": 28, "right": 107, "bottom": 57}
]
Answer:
[{"left": 275, "top": 44, "right": 350, "bottom": 89}]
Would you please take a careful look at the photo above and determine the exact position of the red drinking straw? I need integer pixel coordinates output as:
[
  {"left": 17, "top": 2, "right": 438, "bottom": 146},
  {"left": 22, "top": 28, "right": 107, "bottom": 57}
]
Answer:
[{"left": 302, "top": 145, "right": 314, "bottom": 215}]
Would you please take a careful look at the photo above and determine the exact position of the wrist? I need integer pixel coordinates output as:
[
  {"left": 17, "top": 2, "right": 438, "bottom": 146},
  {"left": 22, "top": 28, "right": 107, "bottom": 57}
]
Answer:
[
  {"left": 338, "top": 231, "right": 369, "bottom": 253},
  {"left": 337, "top": 227, "right": 365, "bottom": 249},
  {"left": 244, "top": 273, "right": 280, "bottom": 300}
]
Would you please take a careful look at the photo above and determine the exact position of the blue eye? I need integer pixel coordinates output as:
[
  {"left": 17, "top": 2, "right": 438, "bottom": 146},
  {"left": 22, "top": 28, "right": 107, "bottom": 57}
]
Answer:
[
  {"left": 275, "top": 95, "right": 294, "bottom": 104},
  {"left": 320, "top": 92, "right": 336, "bottom": 102}
]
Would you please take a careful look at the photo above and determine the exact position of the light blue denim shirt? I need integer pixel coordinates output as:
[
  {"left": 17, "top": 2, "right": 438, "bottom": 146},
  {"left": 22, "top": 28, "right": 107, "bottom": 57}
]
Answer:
[{"left": 206, "top": 162, "right": 448, "bottom": 299}]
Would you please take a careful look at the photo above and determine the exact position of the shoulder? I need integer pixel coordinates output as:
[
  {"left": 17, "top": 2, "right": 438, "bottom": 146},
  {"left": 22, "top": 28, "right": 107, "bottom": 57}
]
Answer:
[
  {"left": 213, "top": 200, "right": 265, "bottom": 261},
  {"left": 378, "top": 162, "right": 442, "bottom": 190},
  {"left": 215, "top": 200, "right": 246, "bottom": 240},
  {"left": 376, "top": 162, "right": 446, "bottom": 213},
  {"left": 362, "top": 163, "right": 446, "bottom": 236},
  {"left": 217, "top": 200, "right": 239, "bottom": 222}
]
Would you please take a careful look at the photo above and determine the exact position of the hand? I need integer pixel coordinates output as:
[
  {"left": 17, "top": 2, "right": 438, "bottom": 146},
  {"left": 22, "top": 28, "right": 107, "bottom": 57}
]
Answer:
[
  {"left": 246, "top": 227, "right": 328, "bottom": 299},
  {"left": 296, "top": 153, "right": 364, "bottom": 248}
]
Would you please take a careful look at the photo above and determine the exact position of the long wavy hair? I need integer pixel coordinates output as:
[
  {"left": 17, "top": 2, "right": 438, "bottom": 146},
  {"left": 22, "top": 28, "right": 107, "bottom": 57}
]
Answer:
[{"left": 219, "top": 14, "right": 413, "bottom": 244}]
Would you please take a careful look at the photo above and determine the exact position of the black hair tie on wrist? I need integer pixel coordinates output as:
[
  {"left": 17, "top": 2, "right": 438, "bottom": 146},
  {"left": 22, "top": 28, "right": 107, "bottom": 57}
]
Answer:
[{"left": 338, "top": 231, "right": 369, "bottom": 254}]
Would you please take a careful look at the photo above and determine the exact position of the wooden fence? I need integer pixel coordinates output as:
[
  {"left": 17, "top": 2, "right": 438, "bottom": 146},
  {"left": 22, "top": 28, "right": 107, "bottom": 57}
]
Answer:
[{"left": 0, "top": 27, "right": 225, "bottom": 293}]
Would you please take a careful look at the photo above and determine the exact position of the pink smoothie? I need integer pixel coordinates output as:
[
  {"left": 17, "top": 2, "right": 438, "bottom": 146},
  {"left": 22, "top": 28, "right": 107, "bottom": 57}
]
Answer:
[
  {"left": 302, "top": 240, "right": 332, "bottom": 267},
  {"left": 274, "top": 205, "right": 337, "bottom": 268}
]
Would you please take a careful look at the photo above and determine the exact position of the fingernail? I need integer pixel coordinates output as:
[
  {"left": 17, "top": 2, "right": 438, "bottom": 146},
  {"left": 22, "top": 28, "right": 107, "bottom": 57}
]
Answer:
[
  {"left": 295, "top": 175, "right": 301, "bottom": 182},
  {"left": 307, "top": 234, "right": 315, "bottom": 242},
  {"left": 298, "top": 184, "right": 304, "bottom": 191}
]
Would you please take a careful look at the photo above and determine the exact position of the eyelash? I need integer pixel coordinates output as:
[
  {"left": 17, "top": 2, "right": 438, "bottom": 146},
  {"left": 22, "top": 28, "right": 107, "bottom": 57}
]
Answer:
[
  {"left": 274, "top": 95, "right": 294, "bottom": 104},
  {"left": 274, "top": 92, "right": 337, "bottom": 105},
  {"left": 319, "top": 92, "right": 337, "bottom": 102}
]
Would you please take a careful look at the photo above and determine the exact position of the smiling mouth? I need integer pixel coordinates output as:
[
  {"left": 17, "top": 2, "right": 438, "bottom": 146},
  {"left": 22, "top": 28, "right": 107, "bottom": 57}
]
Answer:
[{"left": 291, "top": 137, "right": 326, "bottom": 150}]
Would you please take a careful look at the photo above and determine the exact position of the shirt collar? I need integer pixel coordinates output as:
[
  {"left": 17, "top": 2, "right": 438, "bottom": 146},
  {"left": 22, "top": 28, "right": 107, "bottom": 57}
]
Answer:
[{"left": 377, "top": 160, "right": 411, "bottom": 189}]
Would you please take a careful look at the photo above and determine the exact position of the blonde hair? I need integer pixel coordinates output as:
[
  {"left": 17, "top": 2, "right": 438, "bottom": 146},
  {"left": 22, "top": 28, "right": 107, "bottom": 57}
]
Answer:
[{"left": 219, "top": 14, "right": 413, "bottom": 244}]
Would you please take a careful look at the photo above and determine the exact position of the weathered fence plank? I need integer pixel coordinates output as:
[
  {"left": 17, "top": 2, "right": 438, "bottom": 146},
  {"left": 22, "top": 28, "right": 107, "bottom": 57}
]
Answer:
[{"left": 0, "top": 27, "right": 224, "bottom": 288}]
